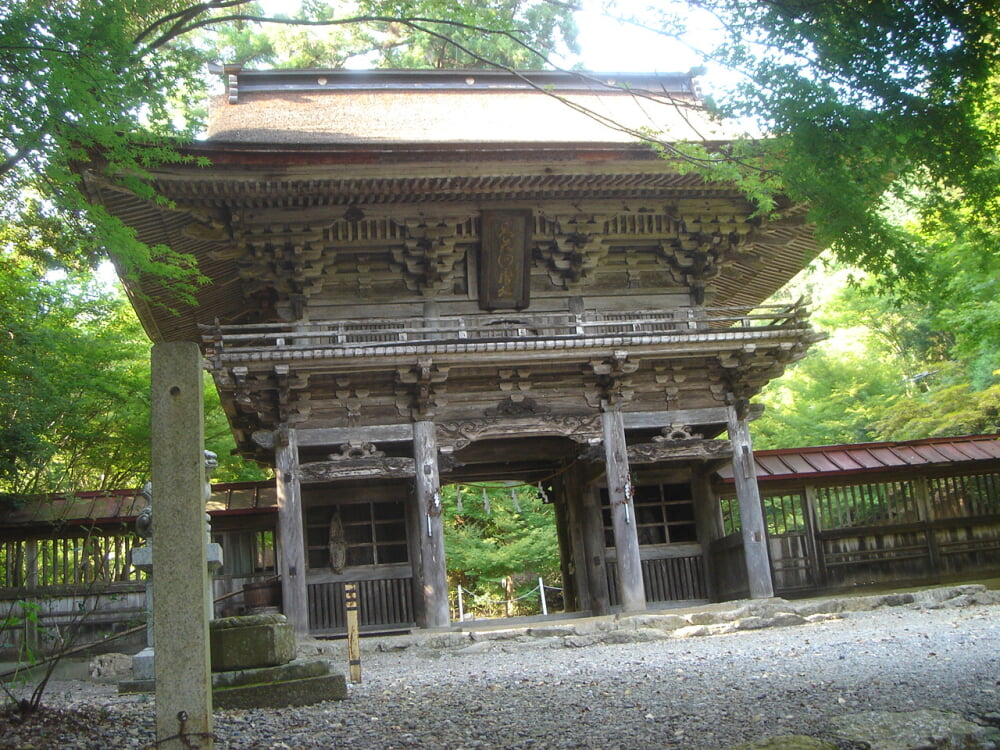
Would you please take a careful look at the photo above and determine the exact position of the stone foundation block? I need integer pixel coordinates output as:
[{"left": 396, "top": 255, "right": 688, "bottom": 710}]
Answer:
[
  {"left": 210, "top": 613, "right": 295, "bottom": 672},
  {"left": 213, "top": 672, "right": 348, "bottom": 709}
]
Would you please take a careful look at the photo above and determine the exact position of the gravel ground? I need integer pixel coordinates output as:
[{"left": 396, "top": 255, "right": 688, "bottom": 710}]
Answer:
[{"left": 3, "top": 593, "right": 999, "bottom": 749}]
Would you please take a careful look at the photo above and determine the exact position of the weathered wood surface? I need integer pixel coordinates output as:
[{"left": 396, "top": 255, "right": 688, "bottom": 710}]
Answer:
[
  {"left": 275, "top": 427, "right": 310, "bottom": 634},
  {"left": 726, "top": 405, "right": 774, "bottom": 599},
  {"left": 580, "top": 439, "right": 733, "bottom": 465},
  {"left": 298, "top": 457, "right": 416, "bottom": 482},
  {"left": 708, "top": 533, "right": 750, "bottom": 601},
  {"left": 602, "top": 408, "right": 646, "bottom": 613},
  {"left": 606, "top": 552, "right": 707, "bottom": 604},
  {"left": 307, "top": 577, "right": 414, "bottom": 633},
  {"left": 412, "top": 420, "right": 449, "bottom": 628},
  {"left": 760, "top": 513, "right": 1000, "bottom": 595}
]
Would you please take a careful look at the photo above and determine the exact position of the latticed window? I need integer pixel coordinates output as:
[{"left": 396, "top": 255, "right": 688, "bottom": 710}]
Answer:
[
  {"left": 600, "top": 482, "right": 697, "bottom": 546},
  {"left": 306, "top": 501, "right": 409, "bottom": 570},
  {"left": 763, "top": 492, "right": 806, "bottom": 535},
  {"left": 720, "top": 495, "right": 740, "bottom": 536}
]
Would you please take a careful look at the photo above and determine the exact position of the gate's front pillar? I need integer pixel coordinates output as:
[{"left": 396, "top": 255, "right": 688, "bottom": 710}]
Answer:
[
  {"left": 275, "top": 426, "right": 310, "bottom": 633},
  {"left": 726, "top": 402, "right": 774, "bottom": 599},
  {"left": 412, "top": 419, "right": 449, "bottom": 628},
  {"left": 601, "top": 406, "right": 646, "bottom": 613}
]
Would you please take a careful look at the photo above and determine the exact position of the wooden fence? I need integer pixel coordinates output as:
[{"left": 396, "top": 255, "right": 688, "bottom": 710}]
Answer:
[{"left": 717, "top": 469, "right": 1000, "bottom": 596}]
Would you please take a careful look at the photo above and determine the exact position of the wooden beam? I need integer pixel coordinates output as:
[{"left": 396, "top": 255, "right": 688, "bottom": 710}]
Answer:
[
  {"left": 299, "top": 457, "right": 416, "bottom": 483},
  {"left": 295, "top": 423, "right": 414, "bottom": 447},
  {"left": 621, "top": 405, "right": 762, "bottom": 431}
]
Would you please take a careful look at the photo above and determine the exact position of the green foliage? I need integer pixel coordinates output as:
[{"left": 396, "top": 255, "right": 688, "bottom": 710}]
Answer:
[
  {"left": 616, "top": 1, "right": 1000, "bottom": 285},
  {"left": 0, "top": 0, "right": 209, "bottom": 293},
  {"left": 200, "top": 0, "right": 578, "bottom": 70},
  {"left": 0, "top": 258, "right": 150, "bottom": 494},
  {"left": 753, "top": 245, "right": 1000, "bottom": 448},
  {"left": 0, "top": 256, "right": 266, "bottom": 494},
  {"left": 442, "top": 482, "right": 560, "bottom": 613}
]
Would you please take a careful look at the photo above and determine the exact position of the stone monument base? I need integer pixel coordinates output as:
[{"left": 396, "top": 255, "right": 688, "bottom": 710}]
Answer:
[
  {"left": 210, "top": 612, "right": 295, "bottom": 672},
  {"left": 121, "top": 659, "right": 348, "bottom": 707},
  {"left": 212, "top": 659, "right": 348, "bottom": 708}
]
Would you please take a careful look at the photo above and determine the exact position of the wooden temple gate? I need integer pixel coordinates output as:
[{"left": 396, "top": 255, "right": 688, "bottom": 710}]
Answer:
[{"left": 75, "top": 68, "right": 831, "bottom": 633}]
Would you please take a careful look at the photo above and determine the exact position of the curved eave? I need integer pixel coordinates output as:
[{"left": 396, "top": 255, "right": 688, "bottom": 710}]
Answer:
[{"left": 83, "top": 139, "right": 817, "bottom": 344}]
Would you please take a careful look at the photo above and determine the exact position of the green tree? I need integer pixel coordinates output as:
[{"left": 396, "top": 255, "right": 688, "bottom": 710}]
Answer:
[
  {"left": 442, "top": 483, "right": 560, "bottom": 615},
  {"left": 0, "top": 0, "right": 578, "bottom": 289},
  {"left": 753, "top": 245, "right": 1000, "bottom": 448},
  {"left": 0, "top": 259, "right": 151, "bottom": 494},
  {"left": 0, "top": 254, "right": 266, "bottom": 495},
  {"left": 0, "top": 0, "right": 575, "bottom": 495},
  {"left": 610, "top": 1, "right": 1000, "bottom": 285}
]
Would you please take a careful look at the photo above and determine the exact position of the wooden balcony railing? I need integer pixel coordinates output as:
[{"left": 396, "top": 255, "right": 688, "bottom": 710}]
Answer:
[{"left": 201, "top": 303, "right": 812, "bottom": 359}]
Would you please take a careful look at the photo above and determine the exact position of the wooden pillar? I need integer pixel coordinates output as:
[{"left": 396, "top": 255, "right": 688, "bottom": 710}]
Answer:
[
  {"left": 690, "top": 471, "right": 720, "bottom": 601},
  {"left": 275, "top": 426, "right": 309, "bottom": 634},
  {"left": 913, "top": 476, "right": 941, "bottom": 580},
  {"left": 601, "top": 407, "right": 645, "bottom": 613},
  {"left": 560, "top": 462, "right": 592, "bottom": 613},
  {"left": 150, "top": 342, "right": 212, "bottom": 749},
  {"left": 726, "top": 404, "right": 774, "bottom": 599},
  {"left": 580, "top": 485, "right": 611, "bottom": 615},
  {"left": 413, "top": 420, "right": 449, "bottom": 628},
  {"left": 802, "top": 484, "right": 826, "bottom": 588},
  {"left": 550, "top": 474, "right": 579, "bottom": 613}
]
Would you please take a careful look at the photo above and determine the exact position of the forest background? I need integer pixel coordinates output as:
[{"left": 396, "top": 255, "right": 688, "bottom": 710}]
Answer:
[{"left": 1, "top": 0, "right": 998, "bottom": 606}]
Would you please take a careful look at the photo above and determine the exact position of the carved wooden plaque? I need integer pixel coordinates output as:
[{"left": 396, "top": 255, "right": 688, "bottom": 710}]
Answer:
[{"left": 479, "top": 209, "right": 532, "bottom": 310}]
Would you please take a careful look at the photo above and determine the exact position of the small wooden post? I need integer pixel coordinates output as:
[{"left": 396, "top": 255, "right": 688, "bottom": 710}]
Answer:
[{"left": 344, "top": 583, "right": 361, "bottom": 684}]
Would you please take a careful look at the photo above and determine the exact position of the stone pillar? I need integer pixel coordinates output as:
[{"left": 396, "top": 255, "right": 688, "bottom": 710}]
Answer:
[
  {"left": 150, "top": 342, "right": 212, "bottom": 749},
  {"left": 413, "top": 420, "right": 449, "bottom": 628},
  {"left": 726, "top": 403, "right": 774, "bottom": 599},
  {"left": 601, "top": 406, "right": 645, "bottom": 613},
  {"left": 275, "top": 426, "right": 309, "bottom": 634}
]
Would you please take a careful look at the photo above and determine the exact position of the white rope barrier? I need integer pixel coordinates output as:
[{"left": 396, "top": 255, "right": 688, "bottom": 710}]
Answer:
[{"left": 454, "top": 580, "right": 564, "bottom": 620}]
